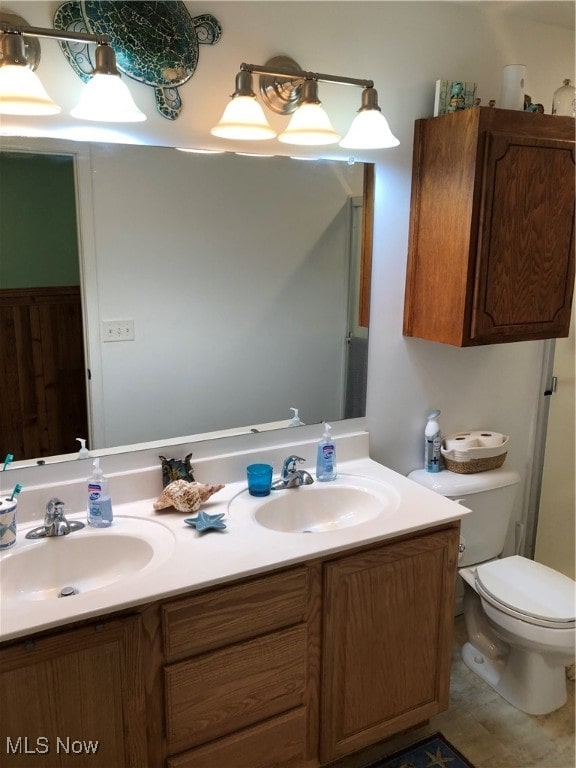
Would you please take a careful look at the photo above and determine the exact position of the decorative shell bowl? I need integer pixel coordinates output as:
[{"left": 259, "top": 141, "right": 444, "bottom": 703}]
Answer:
[{"left": 154, "top": 480, "right": 225, "bottom": 513}]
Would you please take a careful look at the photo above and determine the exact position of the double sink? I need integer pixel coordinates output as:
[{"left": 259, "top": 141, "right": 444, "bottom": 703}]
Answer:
[{"left": 1, "top": 475, "right": 400, "bottom": 603}]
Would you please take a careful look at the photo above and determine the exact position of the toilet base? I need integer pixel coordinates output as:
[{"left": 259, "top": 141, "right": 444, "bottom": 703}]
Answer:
[{"left": 462, "top": 640, "right": 568, "bottom": 715}]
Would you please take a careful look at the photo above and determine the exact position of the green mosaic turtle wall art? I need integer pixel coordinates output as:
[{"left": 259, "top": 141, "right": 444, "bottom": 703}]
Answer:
[{"left": 54, "top": 1, "right": 222, "bottom": 119}]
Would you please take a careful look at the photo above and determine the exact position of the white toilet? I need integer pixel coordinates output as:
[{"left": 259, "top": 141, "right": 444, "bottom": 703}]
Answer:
[{"left": 408, "top": 467, "right": 576, "bottom": 715}]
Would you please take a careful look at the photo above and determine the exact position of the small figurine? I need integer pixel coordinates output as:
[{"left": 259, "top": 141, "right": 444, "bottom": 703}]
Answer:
[
  {"left": 524, "top": 94, "right": 544, "bottom": 113},
  {"left": 447, "top": 82, "right": 466, "bottom": 112},
  {"left": 159, "top": 453, "right": 194, "bottom": 487}
]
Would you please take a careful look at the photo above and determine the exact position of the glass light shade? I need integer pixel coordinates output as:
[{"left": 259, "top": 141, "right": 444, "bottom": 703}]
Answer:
[
  {"left": 339, "top": 109, "right": 400, "bottom": 149},
  {"left": 0, "top": 64, "right": 61, "bottom": 115},
  {"left": 278, "top": 103, "right": 340, "bottom": 145},
  {"left": 210, "top": 95, "right": 277, "bottom": 140},
  {"left": 71, "top": 74, "right": 146, "bottom": 122}
]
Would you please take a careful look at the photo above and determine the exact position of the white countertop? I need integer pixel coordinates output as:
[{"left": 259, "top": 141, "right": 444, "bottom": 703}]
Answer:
[{"left": 0, "top": 457, "right": 469, "bottom": 643}]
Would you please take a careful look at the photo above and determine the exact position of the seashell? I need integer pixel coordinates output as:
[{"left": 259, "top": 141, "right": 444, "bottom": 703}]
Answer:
[{"left": 153, "top": 480, "right": 225, "bottom": 513}]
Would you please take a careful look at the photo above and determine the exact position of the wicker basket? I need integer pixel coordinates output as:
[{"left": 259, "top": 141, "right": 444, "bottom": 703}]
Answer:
[
  {"left": 442, "top": 453, "right": 507, "bottom": 474},
  {"left": 441, "top": 432, "right": 509, "bottom": 474}
]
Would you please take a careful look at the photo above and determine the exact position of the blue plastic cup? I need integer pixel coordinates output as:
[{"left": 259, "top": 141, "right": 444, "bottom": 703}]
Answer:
[{"left": 247, "top": 463, "right": 273, "bottom": 496}]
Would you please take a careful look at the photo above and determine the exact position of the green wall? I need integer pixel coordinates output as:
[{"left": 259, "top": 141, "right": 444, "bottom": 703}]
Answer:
[{"left": 0, "top": 152, "right": 80, "bottom": 288}]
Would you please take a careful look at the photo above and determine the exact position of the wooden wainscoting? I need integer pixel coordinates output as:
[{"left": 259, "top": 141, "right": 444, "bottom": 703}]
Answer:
[{"left": 0, "top": 286, "right": 88, "bottom": 460}]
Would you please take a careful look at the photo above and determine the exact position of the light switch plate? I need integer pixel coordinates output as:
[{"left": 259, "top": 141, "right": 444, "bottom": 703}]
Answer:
[{"left": 102, "top": 319, "right": 135, "bottom": 342}]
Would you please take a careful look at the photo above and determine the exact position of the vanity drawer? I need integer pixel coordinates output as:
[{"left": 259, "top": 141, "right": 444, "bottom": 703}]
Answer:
[
  {"left": 162, "top": 567, "right": 308, "bottom": 661},
  {"left": 165, "top": 624, "right": 307, "bottom": 753},
  {"left": 166, "top": 707, "right": 307, "bottom": 768}
]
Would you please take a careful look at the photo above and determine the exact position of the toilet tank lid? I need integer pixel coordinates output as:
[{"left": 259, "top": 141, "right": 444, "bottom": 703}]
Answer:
[
  {"left": 407, "top": 468, "right": 520, "bottom": 496},
  {"left": 476, "top": 556, "right": 576, "bottom": 622}
]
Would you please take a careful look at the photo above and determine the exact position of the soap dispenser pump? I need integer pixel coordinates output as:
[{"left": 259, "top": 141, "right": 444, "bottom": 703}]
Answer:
[
  {"left": 289, "top": 407, "right": 304, "bottom": 426},
  {"left": 87, "top": 459, "right": 113, "bottom": 527},
  {"left": 76, "top": 437, "right": 90, "bottom": 459},
  {"left": 316, "top": 422, "right": 337, "bottom": 481}
]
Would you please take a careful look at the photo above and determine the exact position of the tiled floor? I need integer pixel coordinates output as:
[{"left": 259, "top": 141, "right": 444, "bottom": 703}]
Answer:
[{"left": 337, "top": 615, "right": 575, "bottom": 768}]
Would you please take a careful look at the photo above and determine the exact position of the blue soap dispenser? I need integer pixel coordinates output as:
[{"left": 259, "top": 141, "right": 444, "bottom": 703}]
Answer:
[
  {"left": 316, "top": 422, "right": 337, "bottom": 481},
  {"left": 87, "top": 459, "right": 113, "bottom": 527}
]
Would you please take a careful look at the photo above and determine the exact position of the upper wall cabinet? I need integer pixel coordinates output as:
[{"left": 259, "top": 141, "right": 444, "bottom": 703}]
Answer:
[{"left": 403, "top": 107, "right": 575, "bottom": 346}]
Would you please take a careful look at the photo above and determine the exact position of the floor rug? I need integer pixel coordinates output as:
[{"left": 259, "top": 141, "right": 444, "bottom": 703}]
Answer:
[{"left": 365, "top": 732, "right": 475, "bottom": 768}]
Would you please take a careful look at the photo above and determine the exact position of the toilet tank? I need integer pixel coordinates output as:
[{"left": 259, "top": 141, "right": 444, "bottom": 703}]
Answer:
[{"left": 407, "top": 468, "right": 520, "bottom": 567}]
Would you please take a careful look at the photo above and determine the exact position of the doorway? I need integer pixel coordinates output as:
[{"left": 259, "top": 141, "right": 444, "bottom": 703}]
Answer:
[
  {"left": 534, "top": 312, "right": 575, "bottom": 579},
  {"left": 0, "top": 150, "right": 88, "bottom": 461}
]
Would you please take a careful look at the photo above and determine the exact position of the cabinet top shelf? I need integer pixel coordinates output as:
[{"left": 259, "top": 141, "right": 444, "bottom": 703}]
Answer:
[{"left": 419, "top": 105, "right": 575, "bottom": 142}]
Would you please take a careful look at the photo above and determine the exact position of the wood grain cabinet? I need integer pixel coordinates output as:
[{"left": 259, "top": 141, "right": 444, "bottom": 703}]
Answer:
[
  {"left": 159, "top": 527, "right": 459, "bottom": 767},
  {"left": 319, "top": 528, "right": 459, "bottom": 763},
  {"left": 161, "top": 567, "right": 313, "bottom": 768},
  {"left": 0, "top": 526, "right": 460, "bottom": 768},
  {"left": 0, "top": 616, "right": 147, "bottom": 768},
  {"left": 403, "top": 107, "right": 575, "bottom": 346}
]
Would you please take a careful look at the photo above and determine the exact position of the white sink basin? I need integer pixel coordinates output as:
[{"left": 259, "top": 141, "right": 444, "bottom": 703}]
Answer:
[
  {"left": 229, "top": 476, "right": 400, "bottom": 533},
  {"left": 0, "top": 516, "right": 176, "bottom": 601}
]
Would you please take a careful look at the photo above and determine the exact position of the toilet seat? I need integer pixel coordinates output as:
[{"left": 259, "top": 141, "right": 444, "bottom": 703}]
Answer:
[{"left": 475, "top": 556, "right": 576, "bottom": 629}]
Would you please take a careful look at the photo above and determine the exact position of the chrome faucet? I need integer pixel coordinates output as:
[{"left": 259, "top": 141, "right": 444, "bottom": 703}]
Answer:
[
  {"left": 25, "top": 498, "right": 85, "bottom": 539},
  {"left": 271, "top": 455, "right": 314, "bottom": 490}
]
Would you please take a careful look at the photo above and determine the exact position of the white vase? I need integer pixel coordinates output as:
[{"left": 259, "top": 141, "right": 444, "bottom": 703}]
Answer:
[
  {"left": 500, "top": 64, "right": 526, "bottom": 110},
  {"left": 552, "top": 79, "right": 576, "bottom": 117}
]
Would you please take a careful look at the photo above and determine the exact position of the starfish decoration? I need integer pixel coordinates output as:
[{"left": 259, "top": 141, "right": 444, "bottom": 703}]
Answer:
[
  {"left": 184, "top": 511, "right": 226, "bottom": 533},
  {"left": 425, "top": 746, "right": 455, "bottom": 768}
]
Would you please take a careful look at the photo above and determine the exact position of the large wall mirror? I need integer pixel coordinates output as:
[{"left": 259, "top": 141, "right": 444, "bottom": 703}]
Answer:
[{"left": 0, "top": 136, "right": 372, "bottom": 467}]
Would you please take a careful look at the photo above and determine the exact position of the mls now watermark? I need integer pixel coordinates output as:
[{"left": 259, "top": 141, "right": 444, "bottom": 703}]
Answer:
[{"left": 6, "top": 736, "right": 100, "bottom": 755}]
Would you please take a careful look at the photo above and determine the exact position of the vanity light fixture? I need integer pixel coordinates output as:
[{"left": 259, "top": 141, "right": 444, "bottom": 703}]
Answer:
[
  {"left": 210, "top": 69, "right": 277, "bottom": 140},
  {"left": 0, "top": 16, "right": 146, "bottom": 122},
  {"left": 211, "top": 56, "right": 399, "bottom": 150}
]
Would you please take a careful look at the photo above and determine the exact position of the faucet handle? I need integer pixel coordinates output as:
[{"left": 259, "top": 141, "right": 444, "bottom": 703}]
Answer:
[
  {"left": 284, "top": 455, "right": 305, "bottom": 474},
  {"left": 45, "top": 497, "right": 65, "bottom": 522}
]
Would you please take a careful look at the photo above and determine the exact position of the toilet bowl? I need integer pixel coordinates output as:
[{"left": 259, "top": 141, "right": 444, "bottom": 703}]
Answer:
[
  {"left": 408, "top": 468, "right": 576, "bottom": 715},
  {"left": 460, "top": 556, "right": 575, "bottom": 714}
]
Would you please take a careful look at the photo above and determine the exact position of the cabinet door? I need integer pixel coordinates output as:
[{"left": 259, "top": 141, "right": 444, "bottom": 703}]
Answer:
[
  {"left": 0, "top": 617, "right": 147, "bottom": 767},
  {"left": 472, "top": 131, "right": 575, "bottom": 343},
  {"left": 320, "top": 528, "right": 459, "bottom": 763}
]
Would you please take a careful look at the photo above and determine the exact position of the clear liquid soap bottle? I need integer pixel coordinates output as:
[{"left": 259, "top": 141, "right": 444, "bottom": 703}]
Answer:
[
  {"left": 316, "top": 422, "right": 337, "bottom": 481},
  {"left": 87, "top": 459, "right": 113, "bottom": 527}
]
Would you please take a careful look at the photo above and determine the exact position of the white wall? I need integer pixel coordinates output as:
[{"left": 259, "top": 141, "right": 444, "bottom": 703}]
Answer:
[
  {"left": 87, "top": 147, "right": 359, "bottom": 446},
  {"left": 4, "top": 1, "right": 575, "bottom": 556}
]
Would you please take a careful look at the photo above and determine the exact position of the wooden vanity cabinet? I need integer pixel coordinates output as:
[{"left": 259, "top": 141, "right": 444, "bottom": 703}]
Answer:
[
  {"left": 0, "top": 525, "right": 460, "bottom": 768},
  {"left": 160, "top": 525, "right": 459, "bottom": 768},
  {"left": 320, "top": 528, "right": 459, "bottom": 763},
  {"left": 0, "top": 616, "right": 146, "bottom": 768},
  {"left": 403, "top": 107, "right": 575, "bottom": 346},
  {"left": 161, "top": 567, "right": 316, "bottom": 767}
]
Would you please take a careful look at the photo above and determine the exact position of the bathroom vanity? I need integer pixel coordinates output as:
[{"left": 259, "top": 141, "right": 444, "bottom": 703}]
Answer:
[{"left": 0, "top": 431, "right": 465, "bottom": 767}]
